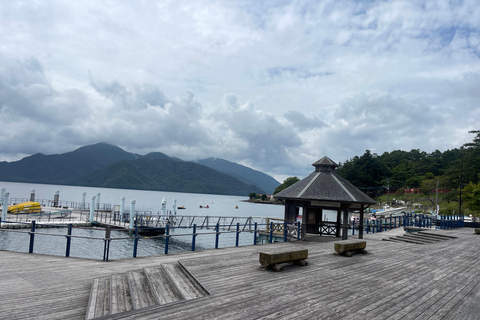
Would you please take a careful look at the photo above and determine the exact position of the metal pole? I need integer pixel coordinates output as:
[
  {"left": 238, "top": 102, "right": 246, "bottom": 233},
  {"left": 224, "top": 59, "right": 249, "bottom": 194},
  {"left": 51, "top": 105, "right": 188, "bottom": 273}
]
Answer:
[
  {"left": 81, "top": 192, "right": 86, "bottom": 209},
  {"left": 65, "top": 224, "right": 72, "bottom": 257},
  {"left": 161, "top": 197, "right": 167, "bottom": 216},
  {"left": 192, "top": 224, "right": 197, "bottom": 251},
  {"left": 29, "top": 220, "right": 36, "bottom": 253},
  {"left": 215, "top": 223, "right": 220, "bottom": 249},
  {"left": 236, "top": 223, "right": 240, "bottom": 246},
  {"left": 133, "top": 226, "right": 138, "bottom": 258},
  {"left": 459, "top": 146, "right": 463, "bottom": 217},
  {"left": 2, "top": 192, "right": 9, "bottom": 221},
  {"left": 0, "top": 188, "right": 5, "bottom": 205},
  {"left": 165, "top": 224, "right": 170, "bottom": 254},
  {"left": 254, "top": 222, "right": 258, "bottom": 245},
  {"left": 53, "top": 191, "right": 59, "bottom": 207},
  {"left": 103, "top": 227, "right": 111, "bottom": 261},
  {"left": 96, "top": 193, "right": 101, "bottom": 210},
  {"left": 269, "top": 222, "right": 273, "bottom": 243},
  {"left": 121, "top": 197, "right": 125, "bottom": 222},
  {"left": 129, "top": 200, "right": 136, "bottom": 230},
  {"left": 89, "top": 196, "right": 96, "bottom": 223}
]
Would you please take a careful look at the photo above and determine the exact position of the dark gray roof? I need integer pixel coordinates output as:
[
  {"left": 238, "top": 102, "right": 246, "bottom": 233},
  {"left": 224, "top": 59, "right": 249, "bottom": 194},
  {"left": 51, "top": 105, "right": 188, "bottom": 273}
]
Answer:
[{"left": 275, "top": 157, "right": 376, "bottom": 205}]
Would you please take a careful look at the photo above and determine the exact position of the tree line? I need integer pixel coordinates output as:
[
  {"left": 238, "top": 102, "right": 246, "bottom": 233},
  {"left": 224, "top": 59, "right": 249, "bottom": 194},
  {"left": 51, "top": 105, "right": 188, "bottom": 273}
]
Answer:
[{"left": 273, "top": 131, "right": 480, "bottom": 214}]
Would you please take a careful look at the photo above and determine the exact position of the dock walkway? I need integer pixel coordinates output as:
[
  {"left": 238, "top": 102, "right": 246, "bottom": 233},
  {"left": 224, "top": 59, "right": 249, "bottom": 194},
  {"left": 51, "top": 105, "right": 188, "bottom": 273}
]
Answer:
[{"left": 1, "top": 227, "right": 479, "bottom": 319}]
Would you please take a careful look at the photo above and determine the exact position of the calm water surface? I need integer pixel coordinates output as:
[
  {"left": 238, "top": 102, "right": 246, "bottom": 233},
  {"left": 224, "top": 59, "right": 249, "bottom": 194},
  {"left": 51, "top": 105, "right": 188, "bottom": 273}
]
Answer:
[{"left": 0, "top": 181, "right": 284, "bottom": 259}]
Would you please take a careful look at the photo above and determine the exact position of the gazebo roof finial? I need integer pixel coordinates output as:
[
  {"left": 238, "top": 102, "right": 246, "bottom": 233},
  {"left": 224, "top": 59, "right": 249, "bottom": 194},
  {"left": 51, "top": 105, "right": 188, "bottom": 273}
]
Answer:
[{"left": 312, "top": 156, "right": 338, "bottom": 172}]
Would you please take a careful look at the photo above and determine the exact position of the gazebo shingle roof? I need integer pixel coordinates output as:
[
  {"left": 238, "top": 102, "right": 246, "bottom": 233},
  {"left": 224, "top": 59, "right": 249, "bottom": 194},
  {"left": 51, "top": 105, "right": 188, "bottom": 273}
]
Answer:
[{"left": 275, "top": 156, "right": 376, "bottom": 205}]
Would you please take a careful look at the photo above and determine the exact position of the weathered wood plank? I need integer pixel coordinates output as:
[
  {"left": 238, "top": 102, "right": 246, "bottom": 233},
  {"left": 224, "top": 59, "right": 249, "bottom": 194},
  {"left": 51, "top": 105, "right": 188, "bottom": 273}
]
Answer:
[
  {"left": 110, "top": 273, "right": 133, "bottom": 315},
  {"left": 161, "top": 263, "right": 207, "bottom": 300},
  {"left": 1, "top": 228, "right": 480, "bottom": 320},
  {"left": 126, "top": 269, "right": 156, "bottom": 310},
  {"left": 143, "top": 266, "right": 184, "bottom": 304}
]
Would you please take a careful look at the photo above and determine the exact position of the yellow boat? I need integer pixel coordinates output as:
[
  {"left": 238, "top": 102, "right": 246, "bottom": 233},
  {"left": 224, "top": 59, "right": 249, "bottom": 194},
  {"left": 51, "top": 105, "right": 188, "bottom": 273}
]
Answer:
[{"left": 7, "top": 201, "right": 42, "bottom": 214}]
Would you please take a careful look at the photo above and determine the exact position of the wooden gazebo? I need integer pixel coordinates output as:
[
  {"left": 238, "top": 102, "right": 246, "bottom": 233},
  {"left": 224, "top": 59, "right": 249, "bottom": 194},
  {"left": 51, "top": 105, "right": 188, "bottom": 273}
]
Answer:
[{"left": 275, "top": 156, "right": 376, "bottom": 240}]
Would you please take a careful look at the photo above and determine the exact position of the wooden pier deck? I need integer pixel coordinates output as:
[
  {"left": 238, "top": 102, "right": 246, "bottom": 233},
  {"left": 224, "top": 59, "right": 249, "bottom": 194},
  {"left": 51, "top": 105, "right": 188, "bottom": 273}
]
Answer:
[{"left": 1, "top": 227, "right": 479, "bottom": 319}]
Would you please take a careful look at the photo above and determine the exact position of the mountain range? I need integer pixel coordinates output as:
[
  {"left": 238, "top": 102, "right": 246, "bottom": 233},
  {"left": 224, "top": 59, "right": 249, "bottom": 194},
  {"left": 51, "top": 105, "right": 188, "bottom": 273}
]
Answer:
[{"left": 0, "top": 143, "right": 280, "bottom": 196}]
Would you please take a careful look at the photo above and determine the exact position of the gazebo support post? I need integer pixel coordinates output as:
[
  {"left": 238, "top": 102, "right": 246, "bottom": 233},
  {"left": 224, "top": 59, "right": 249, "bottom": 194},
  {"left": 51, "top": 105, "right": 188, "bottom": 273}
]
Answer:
[
  {"left": 359, "top": 204, "right": 365, "bottom": 239},
  {"left": 301, "top": 203, "right": 308, "bottom": 240},
  {"left": 336, "top": 209, "right": 342, "bottom": 237},
  {"left": 341, "top": 204, "right": 351, "bottom": 240}
]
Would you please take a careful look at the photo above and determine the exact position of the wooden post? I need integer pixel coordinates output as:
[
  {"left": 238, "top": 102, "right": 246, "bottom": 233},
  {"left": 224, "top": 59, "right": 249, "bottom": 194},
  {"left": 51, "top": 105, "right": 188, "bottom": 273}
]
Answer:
[
  {"left": 301, "top": 204, "right": 307, "bottom": 240},
  {"left": 103, "top": 227, "right": 111, "bottom": 261},
  {"left": 336, "top": 209, "right": 342, "bottom": 237},
  {"left": 342, "top": 210, "right": 348, "bottom": 240},
  {"left": 30, "top": 189, "right": 35, "bottom": 202}
]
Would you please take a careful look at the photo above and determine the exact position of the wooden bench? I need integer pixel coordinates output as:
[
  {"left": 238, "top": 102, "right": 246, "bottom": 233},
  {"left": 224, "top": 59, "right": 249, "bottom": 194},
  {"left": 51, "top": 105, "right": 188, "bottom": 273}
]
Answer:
[
  {"left": 259, "top": 249, "right": 308, "bottom": 271},
  {"left": 334, "top": 240, "right": 367, "bottom": 257}
]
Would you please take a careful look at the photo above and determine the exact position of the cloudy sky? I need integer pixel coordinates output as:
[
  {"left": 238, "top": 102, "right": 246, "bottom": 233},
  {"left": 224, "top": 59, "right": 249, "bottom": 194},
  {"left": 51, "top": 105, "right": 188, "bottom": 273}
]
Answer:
[{"left": 1, "top": 0, "right": 479, "bottom": 181}]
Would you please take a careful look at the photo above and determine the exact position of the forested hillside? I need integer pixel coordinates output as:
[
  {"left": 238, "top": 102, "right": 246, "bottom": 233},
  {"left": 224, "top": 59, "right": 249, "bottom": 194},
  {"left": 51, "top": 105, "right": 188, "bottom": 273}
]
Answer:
[{"left": 336, "top": 131, "right": 480, "bottom": 212}]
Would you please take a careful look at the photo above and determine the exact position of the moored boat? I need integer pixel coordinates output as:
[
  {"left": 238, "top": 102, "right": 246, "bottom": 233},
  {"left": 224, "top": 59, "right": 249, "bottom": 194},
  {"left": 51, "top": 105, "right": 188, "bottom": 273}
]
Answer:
[{"left": 7, "top": 201, "right": 42, "bottom": 214}]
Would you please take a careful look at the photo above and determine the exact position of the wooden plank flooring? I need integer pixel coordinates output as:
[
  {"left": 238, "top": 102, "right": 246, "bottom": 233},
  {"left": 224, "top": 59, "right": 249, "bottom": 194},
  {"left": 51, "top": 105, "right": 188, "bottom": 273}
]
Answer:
[{"left": 0, "top": 228, "right": 479, "bottom": 319}]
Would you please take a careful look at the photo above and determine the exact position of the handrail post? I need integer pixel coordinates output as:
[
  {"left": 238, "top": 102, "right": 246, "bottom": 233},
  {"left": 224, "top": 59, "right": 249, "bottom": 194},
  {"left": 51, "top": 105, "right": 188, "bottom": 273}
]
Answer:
[
  {"left": 254, "top": 222, "right": 258, "bottom": 245},
  {"left": 65, "top": 224, "right": 72, "bottom": 257},
  {"left": 236, "top": 223, "right": 240, "bottom": 246},
  {"left": 269, "top": 222, "right": 273, "bottom": 243},
  {"left": 103, "top": 226, "right": 111, "bottom": 261},
  {"left": 366, "top": 220, "right": 369, "bottom": 234},
  {"left": 29, "top": 220, "right": 36, "bottom": 253},
  {"left": 164, "top": 224, "right": 170, "bottom": 254},
  {"left": 215, "top": 223, "right": 220, "bottom": 249},
  {"left": 192, "top": 224, "right": 197, "bottom": 251},
  {"left": 133, "top": 226, "right": 139, "bottom": 258},
  {"left": 283, "top": 220, "right": 288, "bottom": 242},
  {"left": 352, "top": 219, "right": 355, "bottom": 236},
  {"left": 297, "top": 221, "right": 301, "bottom": 241}
]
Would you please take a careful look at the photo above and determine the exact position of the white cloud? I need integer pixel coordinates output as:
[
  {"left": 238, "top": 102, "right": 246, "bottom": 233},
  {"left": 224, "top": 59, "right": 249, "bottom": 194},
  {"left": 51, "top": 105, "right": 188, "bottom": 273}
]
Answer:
[{"left": 0, "top": 0, "right": 480, "bottom": 180}]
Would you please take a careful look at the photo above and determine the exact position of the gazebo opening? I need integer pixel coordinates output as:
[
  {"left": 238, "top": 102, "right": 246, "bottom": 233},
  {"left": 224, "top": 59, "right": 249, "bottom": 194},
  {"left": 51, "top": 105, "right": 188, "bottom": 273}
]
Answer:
[{"left": 275, "top": 156, "right": 376, "bottom": 240}]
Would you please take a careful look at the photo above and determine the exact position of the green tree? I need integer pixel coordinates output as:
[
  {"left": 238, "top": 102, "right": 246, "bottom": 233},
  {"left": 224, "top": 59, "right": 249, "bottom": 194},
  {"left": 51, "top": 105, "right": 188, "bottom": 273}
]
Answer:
[
  {"left": 274, "top": 177, "right": 300, "bottom": 195},
  {"left": 463, "top": 177, "right": 480, "bottom": 213},
  {"left": 420, "top": 178, "right": 438, "bottom": 205},
  {"left": 249, "top": 192, "right": 257, "bottom": 199}
]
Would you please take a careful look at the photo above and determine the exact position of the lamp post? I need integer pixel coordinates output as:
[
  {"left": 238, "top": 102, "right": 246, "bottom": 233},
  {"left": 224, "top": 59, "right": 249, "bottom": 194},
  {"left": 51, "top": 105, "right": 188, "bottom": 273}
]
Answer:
[{"left": 459, "top": 146, "right": 463, "bottom": 217}]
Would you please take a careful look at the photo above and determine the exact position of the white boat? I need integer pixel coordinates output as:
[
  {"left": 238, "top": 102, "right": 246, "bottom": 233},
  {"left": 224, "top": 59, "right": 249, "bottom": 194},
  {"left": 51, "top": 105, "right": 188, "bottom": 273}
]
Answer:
[{"left": 371, "top": 206, "right": 406, "bottom": 218}]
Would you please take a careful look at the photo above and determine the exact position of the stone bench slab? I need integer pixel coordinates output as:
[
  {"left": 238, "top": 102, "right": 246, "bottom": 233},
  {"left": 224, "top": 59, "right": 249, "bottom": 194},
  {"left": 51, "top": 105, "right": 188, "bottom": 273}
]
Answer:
[
  {"left": 259, "top": 249, "right": 308, "bottom": 269},
  {"left": 334, "top": 240, "right": 367, "bottom": 257}
]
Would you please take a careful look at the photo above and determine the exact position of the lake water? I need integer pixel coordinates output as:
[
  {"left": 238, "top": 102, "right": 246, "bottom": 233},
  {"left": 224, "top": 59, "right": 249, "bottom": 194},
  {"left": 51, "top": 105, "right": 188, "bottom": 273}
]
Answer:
[{"left": 0, "top": 181, "right": 285, "bottom": 260}]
